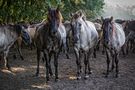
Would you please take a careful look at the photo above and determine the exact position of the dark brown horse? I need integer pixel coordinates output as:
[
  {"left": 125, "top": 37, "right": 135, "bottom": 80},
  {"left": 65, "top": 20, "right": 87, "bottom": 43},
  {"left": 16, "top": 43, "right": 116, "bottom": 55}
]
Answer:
[{"left": 35, "top": 7, "right": 68, "bottom": 82}]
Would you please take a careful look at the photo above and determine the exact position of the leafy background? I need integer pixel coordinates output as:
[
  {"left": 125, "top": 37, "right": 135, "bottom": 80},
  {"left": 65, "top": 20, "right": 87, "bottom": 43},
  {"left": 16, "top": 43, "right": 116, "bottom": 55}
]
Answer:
[{"left": 0, "top": 0, "right": 104, "bottom": 23}]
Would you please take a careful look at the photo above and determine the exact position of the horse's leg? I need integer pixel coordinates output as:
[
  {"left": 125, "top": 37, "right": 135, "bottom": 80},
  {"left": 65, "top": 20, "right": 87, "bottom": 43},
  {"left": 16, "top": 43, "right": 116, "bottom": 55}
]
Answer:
[
  {"left": 35, "top": 49, "right": 41, "bottom": 77},
  {"left": 121, "top": 45, "right": 126, "bottom": 56},
  {"left": 105, "top": 49, "right": 110, "bottom": 77},
  {"left": 84, "top": 52, "right": 89, "bottom": 79},
  {"left": 126, "top": 40, "right": 129, "bottom": 54},
  {"left": 43, "top": 50, "right": 50, "bottom": 82},
  {"left": 17, "top": 39, "right": 24, "bottom": 60},
  {"left": 102, "top": 43, "right": 105, "bottom": 55},
  {"left": 0, "top": 52, "right": 7, "bottom": 69},
  {"left": 63, "top": 39, "right": 70, "bottom": 59},
  {"left": 96, "top": 39, "right": 100, "bottom": 51},
  {"left": 93, "top": 48, "right": 97, "bottom": 58},
  {"left": 115, "top": 51, "right": 119, "bottom": 78},
  {"left": 86, "top": 49, "right": 92, "bottom": 75},
  {"left": 54, "top": 52, "right": 59, "bottom": 81},
  {"left": 111, "top": 50, "right": 115, "bottom": 72},
  {"left": 74, "top": 47, "right": 81, "bottom": 80},
  {"left": 48, "top": 52, "right": 53, "bottom": 76}
]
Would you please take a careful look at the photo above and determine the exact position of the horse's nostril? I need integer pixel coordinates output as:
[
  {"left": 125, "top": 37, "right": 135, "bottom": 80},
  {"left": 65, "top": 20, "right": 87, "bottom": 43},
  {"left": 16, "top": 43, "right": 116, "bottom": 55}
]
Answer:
[{"left": 53, "top": 32, "right": 56, "bottom": 35}]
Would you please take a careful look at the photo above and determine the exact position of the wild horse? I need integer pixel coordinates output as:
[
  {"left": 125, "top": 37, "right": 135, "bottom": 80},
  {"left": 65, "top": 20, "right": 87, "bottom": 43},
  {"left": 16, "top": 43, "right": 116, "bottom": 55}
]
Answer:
[
  {"left": 70, "top": 10, "right": 99, "bottom": 79},
  {"left": 35, "top": 7, "right": 69, "bottom": 82},
  {"left": 102, "top": 17, "right": 125, "bottom": 77},
  {"left": 0, "top": 24, "right": 24, "bottom": 70}
]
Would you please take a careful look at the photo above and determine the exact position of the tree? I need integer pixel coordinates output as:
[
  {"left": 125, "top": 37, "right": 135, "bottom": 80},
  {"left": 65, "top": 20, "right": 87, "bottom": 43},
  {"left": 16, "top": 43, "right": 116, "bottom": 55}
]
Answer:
[{"left": 0, "top": 0, "right": 105, "bottom": 23}]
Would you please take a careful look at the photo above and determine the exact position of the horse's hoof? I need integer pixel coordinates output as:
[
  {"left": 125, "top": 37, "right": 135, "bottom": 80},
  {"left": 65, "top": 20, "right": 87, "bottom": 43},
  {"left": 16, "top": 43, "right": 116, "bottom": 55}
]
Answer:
[
  {"left": 88, "top": 71, "right": 92, "bottom": 74},
  {"left": 55, "top": 77, "right": 59, "bottom": 82},
  {"left": 35, "top": 73, "right": 39, "bottom": 77},
  {"left": 20, "top": 56, "right": 24, "bottom": 60},
  {"left": 105, "top": 74, "right": 108, "bottom": 78},
  {"left": 84, "top": 75, "right": 89, "bottom": 80},
  {"left": 46, "top": 77, "right": 50, "bottom": 82},
  {"left": 13, "top": 55, "right": 17, "bottom": 59},
  {"left": 77, "top": 76, "right": 81, "bottom": 80},
  {"left": 115, "top": 74, "right": 118, "bottom": 78},
  {"left": 49, "top": 73, "right": 53, "bottom": 77}
]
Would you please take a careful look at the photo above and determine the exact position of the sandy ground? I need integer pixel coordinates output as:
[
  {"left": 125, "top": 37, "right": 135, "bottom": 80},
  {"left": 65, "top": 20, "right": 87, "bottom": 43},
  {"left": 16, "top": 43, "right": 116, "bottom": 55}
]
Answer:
[{"left": 0, "top": 48, "right": 135, "bottom": 90}]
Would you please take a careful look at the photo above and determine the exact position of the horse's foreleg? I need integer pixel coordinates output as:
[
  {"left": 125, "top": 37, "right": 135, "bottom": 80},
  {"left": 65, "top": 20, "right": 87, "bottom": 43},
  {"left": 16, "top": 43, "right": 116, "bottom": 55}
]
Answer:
[
  {"left": 84, "top": 52, "right": 89, "bottom": 79},
  {"left": 87, "top": 50, "right": 92, "bottom": 75},
  {"left": 54, "top": 52, "right": 59, "bottom": 81},
  {"left": 35, "top": 49, "right": 41, "bottom": 77},
  {"left": 49, "top": 53, "right": 53, "bottom": 76},
  {"left": 115, "top": 52, "right": 119, "bottom": 78},
  {"left": 105, "top": 49, "right": 110, "bottom": 77},
  {"left": 43, "top": 50, "right": 50, "bottom": 82},
  {"left": 74, "top": 48, "right": 81, "bottom": 79},
  {"left": 63, "top": 40, "right": 70, "bottom": 59},
  {"left": 111, "top": 50, "right": 115, "bottom": 72}
]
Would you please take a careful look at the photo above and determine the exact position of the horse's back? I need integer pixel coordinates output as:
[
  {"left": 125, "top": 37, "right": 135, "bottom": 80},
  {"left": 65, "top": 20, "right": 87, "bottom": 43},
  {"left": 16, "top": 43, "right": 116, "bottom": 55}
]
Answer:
[
  {"left": 79, "top": 21, "right": 98, "bottom": 50},
  {"left": 113, "top": 23, "right": 125, "bottom": 48},
  {"left": 86, "top": 21, "right": 99, "bottom": 47}
]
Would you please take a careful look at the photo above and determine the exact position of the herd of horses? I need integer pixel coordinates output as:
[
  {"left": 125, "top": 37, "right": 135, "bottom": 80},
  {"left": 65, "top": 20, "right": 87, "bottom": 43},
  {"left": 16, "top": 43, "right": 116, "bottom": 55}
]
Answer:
[{"left": 0, "top": 7, "right": 135, "bottom": 82}]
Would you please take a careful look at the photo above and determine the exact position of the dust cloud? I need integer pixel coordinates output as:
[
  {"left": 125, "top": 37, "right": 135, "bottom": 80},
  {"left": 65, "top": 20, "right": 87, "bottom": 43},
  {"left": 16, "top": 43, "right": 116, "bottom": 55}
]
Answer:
[{"left": 102, "top": 0, "right": 135, "bottom": 20}]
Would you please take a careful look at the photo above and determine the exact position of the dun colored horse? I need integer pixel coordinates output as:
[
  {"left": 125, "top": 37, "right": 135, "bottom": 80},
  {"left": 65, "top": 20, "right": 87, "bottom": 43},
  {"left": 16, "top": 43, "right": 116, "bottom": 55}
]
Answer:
[
  {"left": 35, "top": 7, "right": 68, "bottom": 82},
  {"left": 102, "top": 17, "right": 125, "bottom": 77},
  {"left": 0, "top": 24, "right": 24, "bottom": 69},
  {"left": 70, "top": 10, "right": 99, "bottom": 79}
]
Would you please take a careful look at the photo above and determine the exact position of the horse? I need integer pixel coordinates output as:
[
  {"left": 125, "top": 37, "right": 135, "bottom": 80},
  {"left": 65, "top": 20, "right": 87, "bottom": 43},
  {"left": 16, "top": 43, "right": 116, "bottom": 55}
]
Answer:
[
  {"left": 26, "top": 20, "right": 46, "bottom": 49},
  {"left": 94, "top": 22, "right": 103, "bottom": 51},
  {"left": 0, "top": 24, "right": 24, "bottom": 70},
  {"left": 70, "top": 10, "right": 99, "bottom": 79},
  {"left": 63, "top": 20, "right": 73, "bottom": 52},
  {"left": 124, "top": 20, "right": 135, "bottom": 54},
  {"left": 101, "top": 17, "right": 125, "bottom": 77},
  {"left": 34, "top": 7, "right": 68, "bottom": 82}
]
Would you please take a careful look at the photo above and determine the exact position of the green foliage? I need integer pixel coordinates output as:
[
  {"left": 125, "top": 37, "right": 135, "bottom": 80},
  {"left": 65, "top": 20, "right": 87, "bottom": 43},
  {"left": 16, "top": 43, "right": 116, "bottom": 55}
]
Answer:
[{"left": 0, "top": 0, "right": 104, "bottom": 23}]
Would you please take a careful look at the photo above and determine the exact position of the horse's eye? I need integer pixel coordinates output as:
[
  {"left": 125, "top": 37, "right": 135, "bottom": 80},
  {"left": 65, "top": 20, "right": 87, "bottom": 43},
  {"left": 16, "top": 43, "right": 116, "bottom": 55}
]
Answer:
[{"left": 79, "top": 23, "right": 81, "bottom": 27}]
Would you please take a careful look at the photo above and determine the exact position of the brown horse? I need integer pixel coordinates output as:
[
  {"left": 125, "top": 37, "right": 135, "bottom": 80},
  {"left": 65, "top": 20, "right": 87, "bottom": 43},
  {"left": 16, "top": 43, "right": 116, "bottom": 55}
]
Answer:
[{"left": 35, "top": 7, "right": 68, "bottom": 82}]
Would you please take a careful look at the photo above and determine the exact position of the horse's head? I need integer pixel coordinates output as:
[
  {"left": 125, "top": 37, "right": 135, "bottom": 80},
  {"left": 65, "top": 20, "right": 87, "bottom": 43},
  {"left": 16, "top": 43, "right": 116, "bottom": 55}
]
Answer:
[
  {"left": 47, "top": 7, "right": 63, "bottom": 37},
  {"left": 102, "top": 17, "right": 113, "bottom": 44},
  {"left": 70, "top": 10, "right": 85, "bottom": 43}
]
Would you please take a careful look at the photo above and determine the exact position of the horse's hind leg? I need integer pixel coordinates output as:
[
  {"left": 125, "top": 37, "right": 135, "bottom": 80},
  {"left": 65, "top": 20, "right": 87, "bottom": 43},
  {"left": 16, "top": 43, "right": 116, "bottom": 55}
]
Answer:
[
  {"left": 54, "top": 53, "right": 59, "bottom": 81},
  {"left": 93, "top": 48, "right": 97, "bottom": 58},
  {"left": 35, "top": 49, "right": 41, "bottom": 77},
  {"left": 63, "top": 41, "right": 70, "bottom": 59}
]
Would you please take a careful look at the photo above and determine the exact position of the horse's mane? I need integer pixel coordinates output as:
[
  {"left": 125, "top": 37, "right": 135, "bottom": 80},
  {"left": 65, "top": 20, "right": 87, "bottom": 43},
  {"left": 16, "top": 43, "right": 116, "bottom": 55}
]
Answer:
[
  {"left": 47, "top": 8, "right": 63, "bottom": 24},
  {"left": 75, "top": 10, "right": 86, "bottom": 21},
  {"left": 57, "top": 10, "right": 63, "bottom": 23}
]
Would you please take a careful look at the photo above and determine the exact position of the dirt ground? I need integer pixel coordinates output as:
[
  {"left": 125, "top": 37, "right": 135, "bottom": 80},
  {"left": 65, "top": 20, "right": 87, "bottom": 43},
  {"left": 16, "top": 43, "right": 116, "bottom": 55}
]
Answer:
[{"left": 0, "top": 48, "right": 135, "bottom": 90}]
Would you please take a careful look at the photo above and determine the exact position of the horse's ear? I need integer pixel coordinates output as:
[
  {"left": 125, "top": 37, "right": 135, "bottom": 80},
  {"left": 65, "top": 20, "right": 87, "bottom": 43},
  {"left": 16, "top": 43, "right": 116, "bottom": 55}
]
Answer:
[
  {"left": 101, "top": 16, "right": 104, "bottom": 21},
  {"left": 56, "top": 5, "right": 60, "bottom": 12},
  {"left": 48, "top": 6, "right": 51, "bottom": 12},
  {"left": 110, "top": 16, "right": 113, "bottom": 22},
  {"left": 69, "top": 13, "right": 74, "bottom": 18}
]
